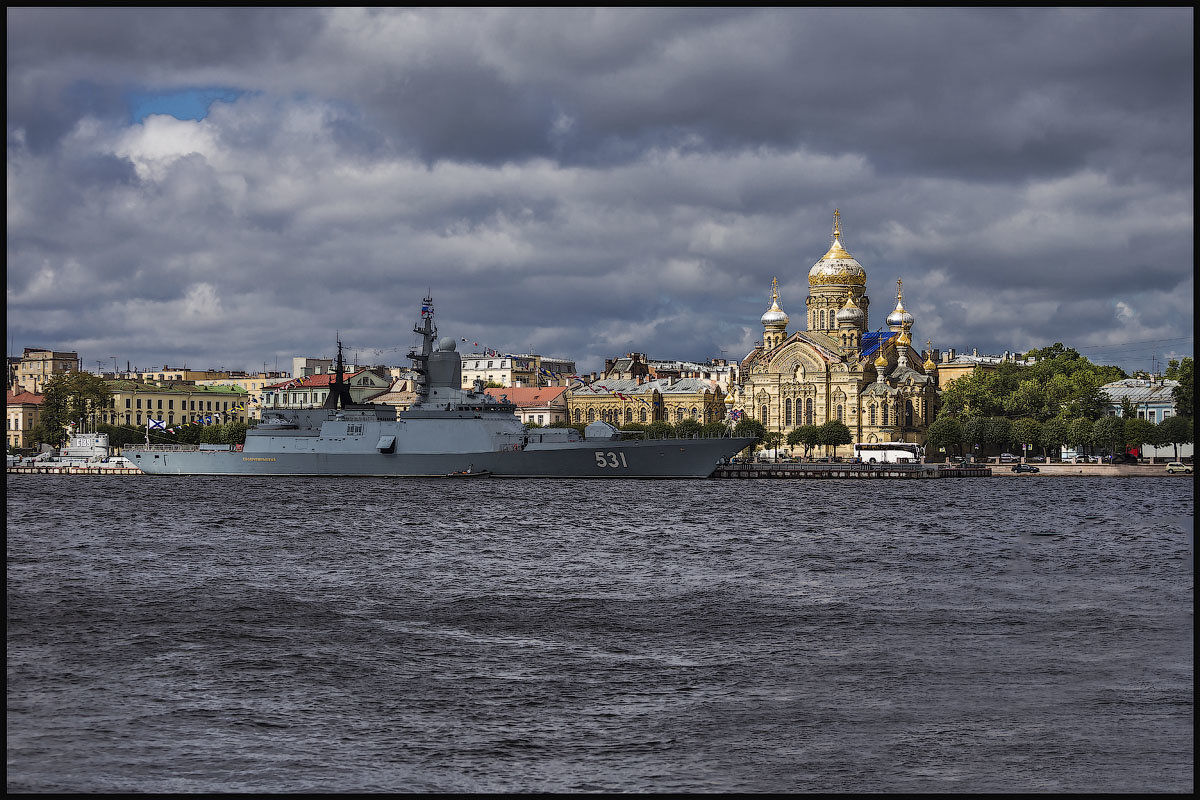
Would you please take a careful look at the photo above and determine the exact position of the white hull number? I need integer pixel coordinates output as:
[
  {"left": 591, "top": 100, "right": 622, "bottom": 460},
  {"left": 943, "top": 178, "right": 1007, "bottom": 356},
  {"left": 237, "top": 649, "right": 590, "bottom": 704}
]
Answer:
[{"left": 594, "top": 450, "right": 628, "bottom": 468}]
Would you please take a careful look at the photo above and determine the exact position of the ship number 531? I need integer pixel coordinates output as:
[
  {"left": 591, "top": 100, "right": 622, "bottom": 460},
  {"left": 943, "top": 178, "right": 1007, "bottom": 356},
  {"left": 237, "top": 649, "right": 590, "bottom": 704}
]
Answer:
[{"left": 594, "top": 450, "right": 628, "bottom": 468}]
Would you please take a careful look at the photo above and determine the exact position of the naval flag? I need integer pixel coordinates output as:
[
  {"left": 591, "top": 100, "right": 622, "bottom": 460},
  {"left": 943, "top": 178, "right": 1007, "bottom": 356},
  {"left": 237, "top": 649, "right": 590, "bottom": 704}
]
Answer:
[{"left": 148, "top": 418, "right": 166, "bottom": 430}]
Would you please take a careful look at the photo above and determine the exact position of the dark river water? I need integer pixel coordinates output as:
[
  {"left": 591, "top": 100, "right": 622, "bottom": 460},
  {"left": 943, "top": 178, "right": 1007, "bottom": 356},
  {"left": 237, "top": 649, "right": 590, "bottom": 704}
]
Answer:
[{"left": 6, "top": 475, "right": 1193, "bottom": 793}]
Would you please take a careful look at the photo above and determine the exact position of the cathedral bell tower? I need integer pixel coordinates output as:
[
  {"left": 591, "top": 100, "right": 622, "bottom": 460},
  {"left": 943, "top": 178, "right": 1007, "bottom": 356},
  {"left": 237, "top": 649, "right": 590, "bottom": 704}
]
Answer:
[
  {"left": 807, "top": 209, "right": 869, "bottom": 333},
  {"left": 760, "top": 277, "right": 789, "bottom": 350}
]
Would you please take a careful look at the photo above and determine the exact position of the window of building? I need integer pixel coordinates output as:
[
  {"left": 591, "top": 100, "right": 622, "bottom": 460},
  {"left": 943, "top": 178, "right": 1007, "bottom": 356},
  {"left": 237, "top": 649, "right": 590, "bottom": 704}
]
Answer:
[
  {"left": 761, "top": 405, "right": 768, "bottom": 424},
  {"left": 785, "top": 399, "right": 792, "bottom": 426},
  {"left": 168, "top": 400, "right": 174, "bottom": 410},
  {"left": 639, "top": 408, "right": 647, "bottom": 423},
  {"left": 158, "top": 399, "right": 163, "bottom": 409},
  {"left": 587, "top": 409, "right": 595, "bottom": 422},
  {"left": 805, "top": 398, "right": 813, "bottom": 426},
  {"left": 837, "top": 404, "right": 843, "bottom": 422},
  {"left": 870, "top": 405, "right": 876, "bottom": 426}
]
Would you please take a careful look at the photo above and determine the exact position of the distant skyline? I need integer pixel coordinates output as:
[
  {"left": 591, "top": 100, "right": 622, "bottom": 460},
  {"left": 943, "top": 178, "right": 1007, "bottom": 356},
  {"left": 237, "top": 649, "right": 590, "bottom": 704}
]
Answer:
[{"left": 6, "top": 8, "right": 1194, "bottom": 376}]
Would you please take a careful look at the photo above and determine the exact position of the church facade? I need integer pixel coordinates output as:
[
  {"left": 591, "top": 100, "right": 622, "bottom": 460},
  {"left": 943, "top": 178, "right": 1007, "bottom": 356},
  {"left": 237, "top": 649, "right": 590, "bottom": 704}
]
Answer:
[{"left": 728, "top": 211, "right": 940, "bottom": 447}]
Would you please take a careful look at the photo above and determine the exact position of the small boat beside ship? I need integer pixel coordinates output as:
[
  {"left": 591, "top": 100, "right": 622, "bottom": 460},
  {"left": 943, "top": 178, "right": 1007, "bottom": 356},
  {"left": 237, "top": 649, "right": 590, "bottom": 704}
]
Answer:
[{"left": 123, "top": 295, "right": 753, "bottom": 478}]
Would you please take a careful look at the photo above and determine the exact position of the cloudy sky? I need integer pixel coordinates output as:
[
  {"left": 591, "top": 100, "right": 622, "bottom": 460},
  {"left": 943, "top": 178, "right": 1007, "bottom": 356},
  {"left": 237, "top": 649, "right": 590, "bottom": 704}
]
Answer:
[{"left": 6, "top": 8, "right": 1194, "bottom": 376}]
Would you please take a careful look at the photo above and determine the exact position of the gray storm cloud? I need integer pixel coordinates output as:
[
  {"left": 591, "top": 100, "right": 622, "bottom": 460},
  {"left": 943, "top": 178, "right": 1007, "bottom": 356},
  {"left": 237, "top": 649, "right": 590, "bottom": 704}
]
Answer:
[{"left": 5, "top": 7, "right": 1193, "bottom": 374}]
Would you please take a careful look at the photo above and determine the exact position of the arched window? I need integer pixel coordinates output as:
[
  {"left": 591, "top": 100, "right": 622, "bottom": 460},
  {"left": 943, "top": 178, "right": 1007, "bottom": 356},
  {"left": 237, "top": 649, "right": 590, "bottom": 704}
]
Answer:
[
  {"left": 761, "top": 404, "right": 769, "bottom": 424},
  {"left": 837, "top": 404, "right": 843, "bottom": 422},
  {"left": 869, "top": 405, "right": 876, "bottom": 426},
  {"left": 784, "top": 398, "right": 792, "bottom": 426},
  {"left": 676, "top": 408, "right": 684, "bottom": 422},
  {"left": 905, "top": 400, "right": 914, "bottom": 427},
  {"left": 883, "top": 405, "right": 889, "bottom": 427},
  {"left": 691, "top": 406, "right": 699, "bottom": 418},
  {"left": 639, "top": 407, "right": 647, "bottom": 422},
  {"left": 805, "top": 398, "right": 813, "bottom": 426},
  {"left": 587, "top": 409, "right": 595, "bottom": 422},
  {"left": 626, "top": 408, "right": 633, "bottom": 422},
  {"left": 819, "top": 309, "right": 825, "bottom": 329},
  {"left": 573, "top": 408, "right": 581, "bottom": 422}
]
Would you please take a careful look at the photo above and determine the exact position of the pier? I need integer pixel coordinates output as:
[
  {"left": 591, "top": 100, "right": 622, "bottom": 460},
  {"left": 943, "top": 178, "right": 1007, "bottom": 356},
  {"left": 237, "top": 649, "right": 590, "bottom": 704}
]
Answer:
[{"left": 712, "top": 463, "right": 991, "bottom": 479}]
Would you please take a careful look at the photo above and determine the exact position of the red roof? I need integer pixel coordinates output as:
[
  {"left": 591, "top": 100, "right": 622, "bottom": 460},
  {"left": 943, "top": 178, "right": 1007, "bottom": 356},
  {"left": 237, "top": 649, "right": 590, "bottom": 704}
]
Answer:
[
  {"left": 483, "top": 386, "right": 567, "bottom": 408},
  {"left": 6, "top": 390, "right": 45, "bottom": 405},
  {"left": 265, "top": 370, "right": 363, "bottom": 390}
]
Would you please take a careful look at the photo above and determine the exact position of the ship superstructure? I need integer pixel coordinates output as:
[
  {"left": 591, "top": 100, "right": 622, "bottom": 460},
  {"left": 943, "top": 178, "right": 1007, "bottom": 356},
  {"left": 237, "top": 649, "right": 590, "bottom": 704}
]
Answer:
[{"left": 124, "top": 296, "right": 753, "bottom": 477}]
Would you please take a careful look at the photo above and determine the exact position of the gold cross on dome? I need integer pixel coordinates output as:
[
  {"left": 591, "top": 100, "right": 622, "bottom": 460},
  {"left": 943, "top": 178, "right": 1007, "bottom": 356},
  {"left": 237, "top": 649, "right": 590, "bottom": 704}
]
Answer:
[{"left": 833, "top": 208, "right": 841, "bottom": 239}]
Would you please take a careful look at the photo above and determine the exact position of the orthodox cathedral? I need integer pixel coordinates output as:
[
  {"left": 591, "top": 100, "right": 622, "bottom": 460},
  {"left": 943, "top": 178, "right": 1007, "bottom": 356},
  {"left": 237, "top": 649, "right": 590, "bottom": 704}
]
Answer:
[{"left": 728, "top": 210, "right": 939, "bottom": 445}]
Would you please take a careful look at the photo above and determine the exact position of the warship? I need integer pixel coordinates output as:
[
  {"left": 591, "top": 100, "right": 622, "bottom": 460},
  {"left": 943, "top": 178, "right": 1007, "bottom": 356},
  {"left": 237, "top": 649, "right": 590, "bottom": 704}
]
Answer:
[{"left": 124, "top": 296, "right": 753, "bottom": 477}]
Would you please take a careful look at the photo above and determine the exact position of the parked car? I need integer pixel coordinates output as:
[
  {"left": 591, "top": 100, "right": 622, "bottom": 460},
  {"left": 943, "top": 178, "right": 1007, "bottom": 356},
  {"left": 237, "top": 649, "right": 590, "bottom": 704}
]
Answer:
[
  {"left": 999, "top": 453, "right": 1018, "bottom": 462},
  {"left": 1012, "top": 463, "right": 1040, "bottom": 473},
  {"left": 1166, "top": 462, "right": 1193, "bottom": 474},
  {"left": 1028, "top": 455, "right": 1046, "bottom": 463}
]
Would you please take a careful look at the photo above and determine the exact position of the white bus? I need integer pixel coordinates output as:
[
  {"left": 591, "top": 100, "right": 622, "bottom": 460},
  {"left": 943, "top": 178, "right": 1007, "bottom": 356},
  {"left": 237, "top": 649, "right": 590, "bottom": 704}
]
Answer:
[{"left": 853, "top": 442, "right": 924, "bottom": 463}]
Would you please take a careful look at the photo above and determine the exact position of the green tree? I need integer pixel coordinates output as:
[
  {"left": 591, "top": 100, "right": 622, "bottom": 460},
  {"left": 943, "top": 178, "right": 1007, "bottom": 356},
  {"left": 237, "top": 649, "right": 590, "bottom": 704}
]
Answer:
[
  {"left": 732, "top": 418, "right": 766, "bottom": 457},
  {"left": 1066, "top": 417, "right": 1094, "bottom": 457},
  {"left": 786, "top": 425, "right": 822, "bottom": 459},
  {"left": 40, "top": 373, "right": 114, "bottom": 441},
  {"left": 1119, "top": 397, "right": 1138, "bottom": 419},
  {"left": 674, "top": 418, "right": 703, "bottom": 438},
  {"left": 1171, "top": 356, "right": 1193, "bottom": 417},
  {"left": 1011, "top": 418, "right": 1041, "bottom": 460},
  {"left": 1122, "top": 417, "right": 1157, "bottom": 456},
  {"left": 732, "top": 418, "right": 766, "bottom": 443},
  {"left": 818, "top": 420, "right": 853, "bottom": 459},
  {"left": 27, "top": 422, "right": 55, "bottom": 450},
  {"left": 761, "top": 430, "right": 784, "bottom": 460},
  {"left": 925, "top": 416, "right": 964, "bottom": 458},
  {"left": 1092, "top": 415, "right": 1125, "bottom": 458},
  {"left": 700, "top": 422, "right": 729, "bottom": 438},
  {"left": 1157, "top": 415, "right": 1193, "bottom": 461},
  {"left": 645, "top": 421, "right": 675, "bottom": 439},
  {"left": 1039, "top": 418, "right": 1068, "bottom": 460}
]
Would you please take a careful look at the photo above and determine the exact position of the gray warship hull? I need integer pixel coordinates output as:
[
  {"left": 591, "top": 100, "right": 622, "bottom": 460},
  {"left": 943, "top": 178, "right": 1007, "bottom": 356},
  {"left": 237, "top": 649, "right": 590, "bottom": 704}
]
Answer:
[
  {"left": 124, "top": 294, "right": 752, "bottom": 478},
  {"left": 126, "top": 435, "right": 749, "bottom": 478}
]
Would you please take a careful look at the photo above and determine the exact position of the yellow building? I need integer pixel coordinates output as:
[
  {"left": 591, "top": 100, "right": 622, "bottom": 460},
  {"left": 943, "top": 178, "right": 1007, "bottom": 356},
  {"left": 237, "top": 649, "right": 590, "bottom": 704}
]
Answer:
[
  {"left": 140, "top": 367, "right": 238, "bottom": 383},
  {"left": 6, "top": 390, "right": 44, "bottom": 450},
  {"left": 195, "top": 373, "right": 289, "bottom": 420},
  {"left": 566, "top": 377, "right": 727, "bottom": 426},
  {"left": 730, "top": 210, "right": 939, "bottom": 449},
  {"left": 15, "top": 348, "right": 79, "bottom": 394},
  {"left": 102, "top": 381, "right": 250, "bottom": 429}
]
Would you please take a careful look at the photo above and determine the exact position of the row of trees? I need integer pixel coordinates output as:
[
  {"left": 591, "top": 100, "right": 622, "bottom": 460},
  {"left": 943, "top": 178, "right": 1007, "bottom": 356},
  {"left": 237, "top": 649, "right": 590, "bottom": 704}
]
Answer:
[
  {"left": 938, "top": 343, "right": 1125, "bottom": 422},
  {"left": 926, "top": 414, "right": 1194, "bottom": 460}
]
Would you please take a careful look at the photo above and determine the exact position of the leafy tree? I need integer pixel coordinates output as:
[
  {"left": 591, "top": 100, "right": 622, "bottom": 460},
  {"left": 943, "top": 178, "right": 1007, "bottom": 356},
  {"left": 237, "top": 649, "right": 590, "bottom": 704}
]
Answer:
[
  {"left": 27, "top": 422, "right": 55, "bottom": 449},
  {"left": 1011, "top": 418, "right": 1041, "bottom": 459},
  {"left": 1092, "top": 415, "right": 1125, "bottom": 458},
  {"left": 523, "top": 420, "right": 543, "bottom": 429},
  {"left": 761, "top": 430, "right": 784, "bottom": 459},
  {"left": 40, "top": 373, "right": 114, "bottom": 442},
  {"left": 1066, "top": 417, "right": 1094, "bottom": 456},
  {"left": 925, "top": 416, "right": 963, "bottom": 457},
  {"left": 700, "top": 422, "right": 729, "bottom": 438},
  {"left": 1164, "top": 359, "right": 1181, "bottom": 380},
  {"left": 1038, "top": 418, "right": 1068, "bottom": 460},
  {"left": 1119, "top": 397, "right": 1138, "bottom": 419},
  {"left": 984, "top": 417, "right": 1013, "bottom": 450},
  {"left": 818, "top": 420, "right": 853, "bottom": 459},
  {"left": 786, "top": 425, "right": 822, "bottom": 459},
  {"left": 1157, "top": 415, "right": 1193, "bottom": 460},
  {"left": 645, "top": 421, "right": 675, "bottom": 439},
  {"left": 674, "top": 418, "right": 703, "bottom": 438},
  {"left": 732, "top": 418, "right": 766, "bottom": 457},
  {"left": 732, "top": 418, "right": 766, "bottom": 443},
  {"left": 1122, "top": 417, "right": 1157, "bottom": 455},
  {"left": 1171, "top": 356, "right": 1193, "bottom": 417}
]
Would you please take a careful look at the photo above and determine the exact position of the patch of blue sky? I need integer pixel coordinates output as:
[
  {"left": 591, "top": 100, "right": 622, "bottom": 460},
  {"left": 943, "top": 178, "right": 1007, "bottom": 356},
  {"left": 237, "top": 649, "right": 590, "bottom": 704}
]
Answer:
[{"left": 127, "top": 87, "right": 246, "bottom": 124}]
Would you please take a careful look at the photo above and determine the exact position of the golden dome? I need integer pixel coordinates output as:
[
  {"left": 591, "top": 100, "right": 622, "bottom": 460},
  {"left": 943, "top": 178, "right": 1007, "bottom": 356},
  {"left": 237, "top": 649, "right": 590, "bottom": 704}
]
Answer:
[
  {"left": 809, "top": 209, "right": 867, "bottom": 287},
  {"left": 874, "top": 350, "right": 888, "bottom": 369},
  {"left": 924, "top": 354, "right": 937, "bottom": 371},
  {"left": 896, "top": 327, "right": 911, "bottom": 347}
]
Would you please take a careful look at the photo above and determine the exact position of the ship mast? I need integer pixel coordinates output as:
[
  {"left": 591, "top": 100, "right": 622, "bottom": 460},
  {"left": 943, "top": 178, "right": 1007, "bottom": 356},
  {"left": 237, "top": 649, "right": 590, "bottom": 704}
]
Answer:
[{"left": 408, "top": 294, "right": 437, "bottom": 402}]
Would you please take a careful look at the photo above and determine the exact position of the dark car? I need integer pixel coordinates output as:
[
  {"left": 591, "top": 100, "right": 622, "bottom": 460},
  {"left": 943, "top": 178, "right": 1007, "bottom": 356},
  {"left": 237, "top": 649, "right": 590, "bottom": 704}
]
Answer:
[
  {"left": 1012, "top": 463, "right": 1040, "bottom": 473},
  {"left": 1028, "top": 455, "right": 1046, "bottom": 463}
]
